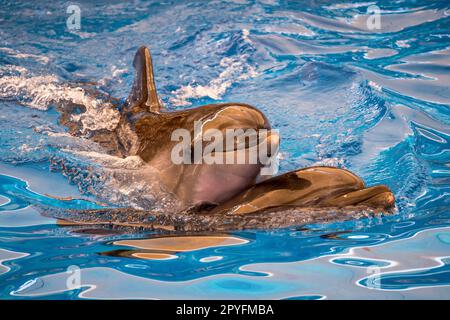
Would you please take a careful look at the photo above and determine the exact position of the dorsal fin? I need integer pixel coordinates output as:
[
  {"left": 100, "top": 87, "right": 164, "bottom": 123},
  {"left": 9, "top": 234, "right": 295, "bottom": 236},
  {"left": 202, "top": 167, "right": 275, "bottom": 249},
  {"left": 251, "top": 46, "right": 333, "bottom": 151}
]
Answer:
[{"left": 126, "top": 46, "right": 162, "bottom": 114}]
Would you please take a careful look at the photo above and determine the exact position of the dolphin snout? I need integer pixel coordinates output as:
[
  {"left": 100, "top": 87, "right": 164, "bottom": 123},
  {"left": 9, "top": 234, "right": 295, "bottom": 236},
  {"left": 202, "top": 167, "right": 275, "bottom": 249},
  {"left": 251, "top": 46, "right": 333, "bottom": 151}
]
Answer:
[{"left": 324, "top": 185, "right": 395, "bottom": 209}]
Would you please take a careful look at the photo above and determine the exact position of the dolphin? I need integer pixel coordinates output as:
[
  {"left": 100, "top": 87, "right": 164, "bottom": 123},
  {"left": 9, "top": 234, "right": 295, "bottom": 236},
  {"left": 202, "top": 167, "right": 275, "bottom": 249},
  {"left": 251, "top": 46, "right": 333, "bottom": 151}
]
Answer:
[
  {"left": 51, "top": 46, "right": 395, "bottom": 230},
  {"left": 209, "top": 166, "right": 395, "bottom": 215},
  {"left": 112, "top": 46, "right": 280, "bottom": 207}
]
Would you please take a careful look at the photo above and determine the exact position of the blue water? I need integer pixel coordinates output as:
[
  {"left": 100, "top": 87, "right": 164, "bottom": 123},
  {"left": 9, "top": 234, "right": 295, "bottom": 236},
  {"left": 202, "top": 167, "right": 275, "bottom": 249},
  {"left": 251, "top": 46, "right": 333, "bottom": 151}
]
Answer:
[{"left": 0, "top": 0, "right": 449, "bottom": 299}]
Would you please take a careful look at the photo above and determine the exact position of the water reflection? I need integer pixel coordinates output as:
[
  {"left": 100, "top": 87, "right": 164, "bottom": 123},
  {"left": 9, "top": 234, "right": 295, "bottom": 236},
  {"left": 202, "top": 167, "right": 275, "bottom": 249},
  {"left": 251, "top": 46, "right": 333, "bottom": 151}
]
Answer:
[{"left": 0, "top": 0, "right": 449, "bottom": 299}]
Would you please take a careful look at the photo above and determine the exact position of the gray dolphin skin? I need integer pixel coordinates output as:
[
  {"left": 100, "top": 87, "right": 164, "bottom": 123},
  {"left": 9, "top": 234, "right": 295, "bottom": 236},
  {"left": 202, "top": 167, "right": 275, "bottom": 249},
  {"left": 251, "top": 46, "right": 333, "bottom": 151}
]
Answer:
[{"left": 50, "top": 46, "right": 395, "bottom": 231}]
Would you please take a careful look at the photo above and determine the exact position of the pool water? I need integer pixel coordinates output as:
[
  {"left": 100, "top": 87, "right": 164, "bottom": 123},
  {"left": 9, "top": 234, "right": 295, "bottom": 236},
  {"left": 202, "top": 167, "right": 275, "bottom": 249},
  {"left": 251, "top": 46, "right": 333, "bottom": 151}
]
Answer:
[{"left": 0, "top": 0, "right": 449, "bottom": 299}]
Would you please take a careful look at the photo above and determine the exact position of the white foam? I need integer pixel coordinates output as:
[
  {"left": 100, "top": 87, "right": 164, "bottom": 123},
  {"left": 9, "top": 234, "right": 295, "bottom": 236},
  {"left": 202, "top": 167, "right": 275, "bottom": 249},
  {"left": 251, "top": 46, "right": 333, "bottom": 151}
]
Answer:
[
  {"left": 313, "top": 157, "right": 345, "bottom": 167},
  {"left": 63, "top": 150, "right": 145, "bottom": 170},
  {"left": 68, "top": 96, "right": 120, "bottom": 134},
  {"left": 0, "top": 66, "right": 120, "bottom": 133},
  {"left": 0, "top": 72, "right": 61, "bottom": 110},
  {"left": 169, "top": 55, "right": 258, "bottom": 106}
]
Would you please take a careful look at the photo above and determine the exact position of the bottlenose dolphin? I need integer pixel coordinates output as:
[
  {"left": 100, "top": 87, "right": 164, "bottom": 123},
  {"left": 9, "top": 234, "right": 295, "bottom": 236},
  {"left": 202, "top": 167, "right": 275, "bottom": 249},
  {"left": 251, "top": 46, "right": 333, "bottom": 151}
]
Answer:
[
  {"left": 112, "top": 46, "right": 279, "bottom": 207},
  {"left": 209, "top": 167, "right": 395, "bottom": 215},
  {"left": 51, "top": 46, "right": 395, "bottom": 230}
]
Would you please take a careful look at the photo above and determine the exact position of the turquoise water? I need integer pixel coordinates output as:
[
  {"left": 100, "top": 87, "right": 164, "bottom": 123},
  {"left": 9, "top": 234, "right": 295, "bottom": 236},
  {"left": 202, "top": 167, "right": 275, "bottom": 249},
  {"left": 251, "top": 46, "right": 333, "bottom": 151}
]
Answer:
[{"left": 0, "top": 0, "right": 449, "bottom": 299}]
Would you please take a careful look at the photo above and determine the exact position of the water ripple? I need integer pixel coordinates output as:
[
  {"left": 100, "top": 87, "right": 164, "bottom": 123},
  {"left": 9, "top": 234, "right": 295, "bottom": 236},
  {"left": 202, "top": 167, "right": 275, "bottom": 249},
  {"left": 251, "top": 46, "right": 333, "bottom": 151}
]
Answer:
[{"left": 0, "top": 0, "right": 449, "bottom": 299}]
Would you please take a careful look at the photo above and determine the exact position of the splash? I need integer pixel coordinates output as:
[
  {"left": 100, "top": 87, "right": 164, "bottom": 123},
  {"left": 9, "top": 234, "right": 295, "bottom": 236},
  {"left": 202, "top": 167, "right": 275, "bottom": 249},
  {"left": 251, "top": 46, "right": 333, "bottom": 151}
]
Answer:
[
  {"left": 170, "top": 54, "right": 258, "bottom": 106},
  {"left": 0, "top": 65, "right": 120, "bottom": 133}
]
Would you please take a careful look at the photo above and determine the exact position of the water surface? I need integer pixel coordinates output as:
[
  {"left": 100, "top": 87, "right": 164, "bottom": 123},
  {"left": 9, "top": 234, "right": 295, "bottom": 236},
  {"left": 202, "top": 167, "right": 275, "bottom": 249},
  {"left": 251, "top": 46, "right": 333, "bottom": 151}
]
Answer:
[{"left": 0, "top": 0, "right": 449, "bottom": 299}]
